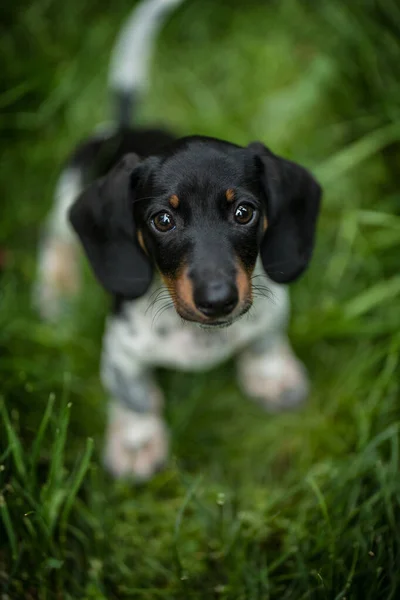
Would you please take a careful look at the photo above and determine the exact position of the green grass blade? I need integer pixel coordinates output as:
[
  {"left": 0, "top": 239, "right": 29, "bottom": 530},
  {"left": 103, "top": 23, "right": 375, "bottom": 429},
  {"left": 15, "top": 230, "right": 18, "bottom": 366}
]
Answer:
[
  {"left": 316, "top": 123, "right": 400, "bottom": 184},
  {"left": 343, "top": 275, "right": 400, "bottom": 319},
  {"left": 0, "top": 398, "right": 27, "bottom": 480},
  {"left": 60, "top": 437, "right": 94, "bottom": 540},
  {"left": 43, "top": 401, "right": 72, "bottom": 501},
  {"left": 30, "top": 392, "right": 55, "bottom": 472},
  {"left": 173, "top": 475, "right": 203, "bottom": 579},
  {"left": 0, "top": 493, "right": 18, "bottom": 560},
  {"left": 357, "top": 210, "right": 400, "bottom": 231}
]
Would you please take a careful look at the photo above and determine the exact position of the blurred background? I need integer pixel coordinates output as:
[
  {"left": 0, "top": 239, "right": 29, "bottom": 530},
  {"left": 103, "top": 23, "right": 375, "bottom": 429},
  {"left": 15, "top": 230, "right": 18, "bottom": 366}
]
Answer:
[{"left": 1, "top": 0, "right": 400, "bottom": 598}]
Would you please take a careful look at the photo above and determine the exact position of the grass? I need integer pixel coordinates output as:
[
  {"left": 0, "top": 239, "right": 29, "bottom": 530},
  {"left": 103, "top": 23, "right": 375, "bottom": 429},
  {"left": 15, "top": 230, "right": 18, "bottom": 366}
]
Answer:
[{"left": 1, "top": 0, "right": 400, "bottom": 598}]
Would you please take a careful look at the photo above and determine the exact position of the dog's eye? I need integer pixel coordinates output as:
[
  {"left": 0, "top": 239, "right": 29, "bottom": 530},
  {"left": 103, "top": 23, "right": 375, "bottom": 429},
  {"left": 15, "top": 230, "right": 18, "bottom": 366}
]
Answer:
[
  {"left": 234, "top": 204, "right": 254, "bottom": 225},
  {"left": 152, "top": 211, "right": 175, "bottom": 232}
]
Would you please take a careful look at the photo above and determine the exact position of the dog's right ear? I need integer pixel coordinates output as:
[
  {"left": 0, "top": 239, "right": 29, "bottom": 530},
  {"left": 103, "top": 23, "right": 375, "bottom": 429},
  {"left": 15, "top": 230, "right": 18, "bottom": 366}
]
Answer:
[{"left": 69, "top": 153, "right": 153, "bottom": 298}]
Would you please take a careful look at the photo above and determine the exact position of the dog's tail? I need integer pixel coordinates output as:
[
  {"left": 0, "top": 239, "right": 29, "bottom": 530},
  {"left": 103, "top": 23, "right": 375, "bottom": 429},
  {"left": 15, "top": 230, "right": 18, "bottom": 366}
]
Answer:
[{"left": 109, "top": 0, "right": 184, "bottom": 127}]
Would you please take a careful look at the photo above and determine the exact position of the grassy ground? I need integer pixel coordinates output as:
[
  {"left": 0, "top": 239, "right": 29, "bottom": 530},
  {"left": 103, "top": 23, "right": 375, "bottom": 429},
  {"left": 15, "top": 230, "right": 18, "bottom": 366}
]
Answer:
[{"left": 1, "top": 0, "right": 400, "bottom": 598}]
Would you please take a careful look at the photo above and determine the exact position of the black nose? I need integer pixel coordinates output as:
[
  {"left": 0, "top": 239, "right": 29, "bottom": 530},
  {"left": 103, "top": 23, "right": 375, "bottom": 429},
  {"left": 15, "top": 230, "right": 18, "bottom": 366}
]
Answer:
[{"left": 194, "top": 281, "right": 238, "bottom": 318}]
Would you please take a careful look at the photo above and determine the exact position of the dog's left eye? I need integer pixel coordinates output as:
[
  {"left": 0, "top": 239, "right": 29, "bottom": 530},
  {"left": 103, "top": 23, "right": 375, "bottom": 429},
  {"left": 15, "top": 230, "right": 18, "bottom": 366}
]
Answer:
[
  {"left": 152, "top": 211, "right": 176, "bottom": 232},
  {"left": 234, "top": 204, "right": 254, "bottom": 225}
]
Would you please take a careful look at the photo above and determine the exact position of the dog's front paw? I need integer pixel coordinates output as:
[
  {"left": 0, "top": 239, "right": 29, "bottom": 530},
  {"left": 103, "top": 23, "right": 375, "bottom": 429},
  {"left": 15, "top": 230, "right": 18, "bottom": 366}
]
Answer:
[
  {"left": 104, "top": 404, "right": 169, "bottom": 481},
  {"left": 237, "top": 342, "right": 309, "bottom": 412}
]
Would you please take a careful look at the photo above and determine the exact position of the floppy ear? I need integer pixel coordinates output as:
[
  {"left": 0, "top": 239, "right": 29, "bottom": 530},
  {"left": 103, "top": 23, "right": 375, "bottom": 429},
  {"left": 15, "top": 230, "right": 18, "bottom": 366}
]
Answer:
[
  {"left": 248, "top": 141, "right": 322, "bottom": 284},
  {"left": 69, "top": 153, "right": 153, "bottom": 298}
]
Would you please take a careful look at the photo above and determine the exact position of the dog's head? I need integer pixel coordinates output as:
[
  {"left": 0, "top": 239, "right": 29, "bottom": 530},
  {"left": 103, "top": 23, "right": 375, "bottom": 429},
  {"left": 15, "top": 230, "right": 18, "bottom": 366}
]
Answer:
[{"left": 69, "top": 136, "right": 321, "bottom": 326}]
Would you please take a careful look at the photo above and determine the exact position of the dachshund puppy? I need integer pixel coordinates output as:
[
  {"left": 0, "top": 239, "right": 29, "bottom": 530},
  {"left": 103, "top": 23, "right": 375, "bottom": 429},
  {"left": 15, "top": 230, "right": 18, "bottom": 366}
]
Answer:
[{"left": 35, "top": 0, "right": 321, "bottom": 480}]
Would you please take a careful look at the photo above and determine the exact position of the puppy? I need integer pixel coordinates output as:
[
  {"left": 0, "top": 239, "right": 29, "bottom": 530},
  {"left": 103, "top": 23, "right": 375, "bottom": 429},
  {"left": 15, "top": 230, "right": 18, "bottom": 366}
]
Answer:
[{"left": 35, "top": 0, "right": 322, "bottom": 480}]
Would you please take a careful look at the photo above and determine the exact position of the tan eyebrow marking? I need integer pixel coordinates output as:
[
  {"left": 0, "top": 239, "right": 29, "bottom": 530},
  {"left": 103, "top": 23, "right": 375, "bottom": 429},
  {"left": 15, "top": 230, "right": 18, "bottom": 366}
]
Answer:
[
  {"left": 226, "top": 189, "right": 235, "bottom": 202},
  {"left": 263, "top": 216, "right": 268, "bottom": 233},
  {"left": 169, "top": 194, "right": 179, "bottom": 209}
]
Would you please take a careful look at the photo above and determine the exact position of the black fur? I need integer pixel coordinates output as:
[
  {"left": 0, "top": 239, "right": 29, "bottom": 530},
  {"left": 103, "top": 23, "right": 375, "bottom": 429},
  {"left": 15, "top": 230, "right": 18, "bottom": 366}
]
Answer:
[
  {"left": 69, "top": 126, "right": 176, "bottom": 183},
  {"left": 113, "top": 90, "right": 136, "bottom": 128},
  {"left": 248, "top": 141, "right": 322, "bottom": 283},
  {"left": 69, "top": 153, "right": 152, "bottom": 298},
  {"left": 69, "top": 131, "right": 322, "bottom": 315}
]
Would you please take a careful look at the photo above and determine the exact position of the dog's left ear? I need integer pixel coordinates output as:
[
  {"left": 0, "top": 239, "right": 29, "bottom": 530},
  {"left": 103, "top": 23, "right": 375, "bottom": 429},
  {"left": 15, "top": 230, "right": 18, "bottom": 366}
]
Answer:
[{"left": 248, "top": 141, "right": 322, "bottom": 284}]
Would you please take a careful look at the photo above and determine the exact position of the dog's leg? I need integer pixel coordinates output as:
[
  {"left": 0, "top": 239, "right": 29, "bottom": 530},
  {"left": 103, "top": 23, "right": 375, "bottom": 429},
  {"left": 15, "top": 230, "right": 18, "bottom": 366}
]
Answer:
[
  {"left": 101, "top": 324, "right": 168, "bottom": 480},
  {"left": 104, "top": 391, "right": 168, "bottom": 481},
  {"left": 236, "top": 334, "right": 309, "bottom": 412},
  {"left": 34, "top": 168, "right": 82, "bottom": 320}
]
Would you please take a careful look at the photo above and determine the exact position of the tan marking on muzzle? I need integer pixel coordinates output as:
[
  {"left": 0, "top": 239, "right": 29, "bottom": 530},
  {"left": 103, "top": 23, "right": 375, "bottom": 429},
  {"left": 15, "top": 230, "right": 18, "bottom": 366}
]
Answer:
[
  {"left": 161, "top": 265, "right": 203, "bottom": 318},
  {"left": 263, "top": 215, "right": 268, "bottom": 233},
  {"left": 177, "top": 268, "right": 197, "bottom": 311},
  {"left": 236, "top": 258, "right": 253, "bottom": 304},
  {"left": 169, "top": 194, "right": 179, "bottom": 209}
]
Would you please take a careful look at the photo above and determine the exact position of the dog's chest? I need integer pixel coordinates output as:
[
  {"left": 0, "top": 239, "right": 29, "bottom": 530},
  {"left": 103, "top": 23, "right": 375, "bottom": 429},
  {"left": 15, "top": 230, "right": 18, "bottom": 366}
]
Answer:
[{"left": 106, "top": 272, "right": 289, "bottom": 371}]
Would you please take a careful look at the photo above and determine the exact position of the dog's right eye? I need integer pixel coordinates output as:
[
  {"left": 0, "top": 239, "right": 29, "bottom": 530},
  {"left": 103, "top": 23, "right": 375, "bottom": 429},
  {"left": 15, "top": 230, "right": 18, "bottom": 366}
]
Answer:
[
  {"left": 152, "top": 211, "right": 176, "bottom": 232},
  {"left": 234, "top": 204, "right": 255, "bottom": 225}
]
